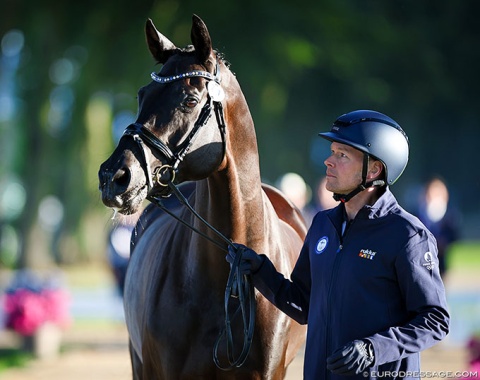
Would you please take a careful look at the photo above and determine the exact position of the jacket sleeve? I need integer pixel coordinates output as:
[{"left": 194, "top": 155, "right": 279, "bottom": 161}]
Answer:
[
  {"left": 249, "top": 236, "right": 313, "bottom": 324},
  {"left": 367, "top": 229, "right": 450, "bottom": 365}
]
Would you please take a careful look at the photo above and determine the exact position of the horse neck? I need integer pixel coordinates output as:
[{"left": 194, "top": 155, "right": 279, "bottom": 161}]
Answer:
[{"left": 196, "top": 78, "right": 268, "bottom": 250}]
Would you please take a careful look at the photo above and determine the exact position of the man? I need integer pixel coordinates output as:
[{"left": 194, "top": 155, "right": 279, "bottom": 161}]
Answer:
[
  {"left": 417, "top": 176, "right": 460, "bottom": 278},
  {"left": 228, "top": 110, "right": 449, "bottom": 379}
]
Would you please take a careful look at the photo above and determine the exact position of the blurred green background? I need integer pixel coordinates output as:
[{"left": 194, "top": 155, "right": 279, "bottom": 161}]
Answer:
[{"left": 0, "top": 0, "right": 479, "bottom": 269}]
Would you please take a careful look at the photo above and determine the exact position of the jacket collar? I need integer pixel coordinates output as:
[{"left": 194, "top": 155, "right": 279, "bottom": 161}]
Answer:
[{"left": 327, "top": 187, "right": 399, "bottom": 228}]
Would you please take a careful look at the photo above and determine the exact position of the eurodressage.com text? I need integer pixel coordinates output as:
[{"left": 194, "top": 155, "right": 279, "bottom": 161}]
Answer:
[{"left": 367, "top": 370, "right": 478, "bottom": 378}]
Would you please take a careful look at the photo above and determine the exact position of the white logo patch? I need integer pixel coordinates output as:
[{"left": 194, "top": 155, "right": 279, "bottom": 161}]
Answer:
[
  {"left": 315, "top": 236, "right": 328, "bottom": 254},
  {"left": 358, "top": 249, "right": 377, "bottom": 260},
  {"left": 423, "top": 251, "right": 435, "bottom": 270}
]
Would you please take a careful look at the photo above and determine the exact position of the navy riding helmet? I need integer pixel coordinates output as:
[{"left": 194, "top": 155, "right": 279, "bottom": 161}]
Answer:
[{"left": 319, "top": 110, "right": 409, "bottom": 186}]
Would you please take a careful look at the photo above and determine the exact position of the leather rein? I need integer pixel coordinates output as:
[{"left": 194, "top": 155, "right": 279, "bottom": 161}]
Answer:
[{"left": 122, "top": 59, "right": 256, "bottom": 370}]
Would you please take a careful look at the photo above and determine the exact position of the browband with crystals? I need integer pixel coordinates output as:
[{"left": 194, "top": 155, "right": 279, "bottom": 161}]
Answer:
[{"left": 151, "top": 70, "right": 215, "bottom": 84}]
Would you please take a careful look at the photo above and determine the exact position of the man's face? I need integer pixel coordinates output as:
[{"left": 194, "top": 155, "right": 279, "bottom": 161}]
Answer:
[{"left": 324, "top": 142, "right": 364, "bottom": 195}]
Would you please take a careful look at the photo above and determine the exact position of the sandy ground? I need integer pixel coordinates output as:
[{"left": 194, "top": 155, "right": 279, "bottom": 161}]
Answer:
[
  {"left": 0, "top": 324, "right": 470, "bottom": 380},
  {"left": 0, "top": 270, "right": 477, "bottom": 379}
]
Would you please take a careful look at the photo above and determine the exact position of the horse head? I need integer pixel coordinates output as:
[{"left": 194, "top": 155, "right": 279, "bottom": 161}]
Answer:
[{"left": 99, "top": 15, "right": 241, "bottom": 215}]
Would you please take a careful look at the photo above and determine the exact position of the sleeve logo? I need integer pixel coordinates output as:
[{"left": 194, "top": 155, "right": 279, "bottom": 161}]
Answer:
[{"left": 422, "top": 251, "right": 435, "bottom": 270}]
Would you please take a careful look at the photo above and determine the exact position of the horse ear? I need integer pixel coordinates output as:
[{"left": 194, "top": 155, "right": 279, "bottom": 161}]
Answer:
[
  {"left": 191, "top": 14, "right": 213, "bottom": 65},
  {"left": 145, "top": 18, "right": 177, "bottom": 64}
]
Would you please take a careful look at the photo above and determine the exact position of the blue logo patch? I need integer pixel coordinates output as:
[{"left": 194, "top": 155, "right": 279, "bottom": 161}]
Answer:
[{"left": 315, "top": 236, "right": 329, "bottom": 254}]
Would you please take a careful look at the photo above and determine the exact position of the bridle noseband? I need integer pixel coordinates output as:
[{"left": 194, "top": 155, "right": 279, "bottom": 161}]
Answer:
[{"left": 122, "top": 60, "right": 226, "bottom": 196}]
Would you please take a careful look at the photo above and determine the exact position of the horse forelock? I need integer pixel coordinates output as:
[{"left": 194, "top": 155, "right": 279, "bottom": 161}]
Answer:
[{"left": 159, "top": 46, "right": 230, "bottom": 74}]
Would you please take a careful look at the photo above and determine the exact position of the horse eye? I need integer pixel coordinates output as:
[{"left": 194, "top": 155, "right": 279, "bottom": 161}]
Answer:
[{"left": 184, "top": 98, "right": 198, "bottom": 108}]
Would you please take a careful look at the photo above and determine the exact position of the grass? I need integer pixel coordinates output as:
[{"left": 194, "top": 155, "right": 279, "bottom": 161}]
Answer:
[
  {"left": 63, "top": 263, "right": 115, "bottom": 289},
  {"left": 0, "top": 349, "right": 32, "bottom": 372},
  {"left": 448, "top": 241, "right": 480, "bottom": 270}
]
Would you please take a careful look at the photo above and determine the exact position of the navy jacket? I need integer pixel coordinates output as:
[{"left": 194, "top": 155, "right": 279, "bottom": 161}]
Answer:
[{"left": 253, "top": 188, "right": 449, "bottom": 380}]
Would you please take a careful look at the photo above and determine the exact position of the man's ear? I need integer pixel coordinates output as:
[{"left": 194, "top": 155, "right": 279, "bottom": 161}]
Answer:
[{"left": 368, "top": 160, "right": 384, "bottom": 180}]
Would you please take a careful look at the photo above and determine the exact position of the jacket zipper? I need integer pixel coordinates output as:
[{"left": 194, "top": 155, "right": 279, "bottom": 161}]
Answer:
[{"left": 325, "top": 219, "right": 353, "bottom": 379}]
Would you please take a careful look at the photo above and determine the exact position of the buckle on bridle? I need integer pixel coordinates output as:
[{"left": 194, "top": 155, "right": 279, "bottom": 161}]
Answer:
[{"left": 154, "top": 165, "right": 176, "bottom": 187}]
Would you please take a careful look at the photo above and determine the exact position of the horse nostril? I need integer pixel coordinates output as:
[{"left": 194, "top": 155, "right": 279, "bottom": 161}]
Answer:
[{"left": 112, "top": 167, "right": 131, "bottom": 188}]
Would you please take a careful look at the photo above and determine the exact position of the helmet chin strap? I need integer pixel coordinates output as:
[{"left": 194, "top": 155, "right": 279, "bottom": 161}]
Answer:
[{"left": 333, "top": 154, "right": 385, "bottom": 203}]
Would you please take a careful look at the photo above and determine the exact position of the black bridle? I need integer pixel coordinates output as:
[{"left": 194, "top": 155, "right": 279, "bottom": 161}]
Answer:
[
  {"left": 123, "top": 62, "right": 227, "bottom": 194},
  {"left": 122, "top": 59, "right": 256, "bottom": 370}
]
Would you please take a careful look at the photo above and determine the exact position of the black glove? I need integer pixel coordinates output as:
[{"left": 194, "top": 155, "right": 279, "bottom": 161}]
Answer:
[
  {"left": 326, "top": 339, "right": 374, "bottom": 376},
  {"left": 226, "top": 243, "right": 264, "bottom": 275}
]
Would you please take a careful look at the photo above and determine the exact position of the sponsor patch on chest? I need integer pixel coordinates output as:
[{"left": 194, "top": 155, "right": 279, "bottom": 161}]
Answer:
[{"left": 358, "top": 248, "right": 377, "bottom": 260}]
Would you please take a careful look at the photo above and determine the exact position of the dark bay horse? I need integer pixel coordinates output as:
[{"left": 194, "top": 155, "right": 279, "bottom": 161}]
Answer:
[{"left": 98, "top": 15, "right": 306, "bottom": 379}]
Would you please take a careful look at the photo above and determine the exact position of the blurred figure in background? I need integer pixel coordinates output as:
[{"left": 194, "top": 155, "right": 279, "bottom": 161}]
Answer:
[
  {"left": 312, "top": 176, "right": 340, "bottom": 211},
  {"left": 300, "top": 177, "right": 340, "bottom": 225},
  {"left": 107, "top": 211, "right": 142, "bottom": 297},
  {"left": 417, "top": 176, "right": 461, "bottom": 278},
  {"left": 276, "top": 174, "right": 339, "bottom": 227},
  {"left": 276, "top": 172, "right": 313, "bottom": 225}
]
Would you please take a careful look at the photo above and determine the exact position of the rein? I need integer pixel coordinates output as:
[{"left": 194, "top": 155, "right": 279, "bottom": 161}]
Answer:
[
  {"left": 123, "top": 61, "right": 256, "bottom": 370},
  {"left": 149, "top": 183, "right": 256, "bottom": 370}
]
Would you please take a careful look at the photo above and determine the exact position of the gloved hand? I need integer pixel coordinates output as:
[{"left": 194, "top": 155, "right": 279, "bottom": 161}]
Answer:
[
  {"left": 326, "top": 339, "right": 374, "bottom": 376},
  {"left": 226, "top": 243, "right": 264, "bottom": 275}
]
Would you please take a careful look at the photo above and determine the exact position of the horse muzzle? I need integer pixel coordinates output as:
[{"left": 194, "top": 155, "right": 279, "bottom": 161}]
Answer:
[{"left": 98, "top": 152, "right": 149, "bottom": 213}]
